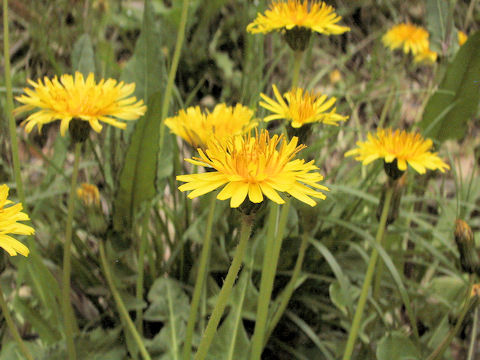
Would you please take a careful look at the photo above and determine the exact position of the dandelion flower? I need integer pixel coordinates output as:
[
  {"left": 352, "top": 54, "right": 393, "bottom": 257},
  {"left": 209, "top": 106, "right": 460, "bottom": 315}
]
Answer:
[
  {"left": 260, "top": 85, "right": 348, "bottom": 128},
  {"left": 165, "top": 103, "right": 257, "bottom": 150},
  {"left": 177, "top": 130, "right": 329, "bottom": 208},
  {"left": 0, "top": 185, "right": 34, "bottom": 257},
  {"left": 247, "top": 0, "right": 350, "bottom": 36},
  {"left": 414, "top": 48, "right": 438, "bottom": 64},
  {"left": 15, "top": 72, "right": 147, "bottom": 136},
  {"left": 382, "top": 23, "right": 430, "bottom": 56},
  {"left": 345, "top": 128, "right": 450, "bottom": 175},
  {"left": 77, "top": 183, "right": 100, "bottom": 207},
  {"left": 458, "top": 31, "right": 468, "bottom": 46}
]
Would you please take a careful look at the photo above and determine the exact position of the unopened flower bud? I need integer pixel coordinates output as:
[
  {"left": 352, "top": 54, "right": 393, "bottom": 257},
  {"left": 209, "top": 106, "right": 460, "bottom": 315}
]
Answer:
[
  {"left": 454, "top": 219, "right": 480, "bottom": 274},
  {"left": 77, "top": 183, "right": 107, "bottom": 235}
]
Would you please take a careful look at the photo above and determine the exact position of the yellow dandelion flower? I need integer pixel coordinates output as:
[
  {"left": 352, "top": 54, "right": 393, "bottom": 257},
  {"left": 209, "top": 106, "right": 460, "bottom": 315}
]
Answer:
[
  {"left": 77, "top": 183, "right": 100, "bottom": 207},
  {"left": 177, "top": 130, "right": 329, "bottom": 208},
  {"left": 414, "top": 47, "right": 438, "bottom": 64},
  {"left": 0, "top": 185, "right": 34, "bottom": 257},
  {"left": 15, "top": 71, "right": 147, "bottom": 136},
  {"left": 382, "top": 23, "right": 430, "bottom": 56},
  {"left": 165, "top": 103, "right": 257, "bottom": 150},
  {"left": 345, "top": 128, "right": 450, "bottom": 174},
  {"left": 247, "top": 0, "right": 350, "bottom": 36},
  {"left": 260, "top": 85, "right": 348, "bottom": 128},
  {"left": 458, "top": 31, "right": 468, "bottom": 46}
]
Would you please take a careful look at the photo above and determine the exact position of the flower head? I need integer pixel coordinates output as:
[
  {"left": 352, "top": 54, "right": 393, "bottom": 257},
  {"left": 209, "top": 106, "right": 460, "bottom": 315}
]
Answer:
[
  {"left": 247, "top": 0, "right": 350, "bottom": 36},
  {"left": 0, "top": 185, "right": 34, "bottom": 257},
  {"left": 177, "top": 130, "right": 329, "bottom": 208},
  {"left": 458, "top": 31, "right": 468, "bottom": 46},
  {"left": 165, "top": 103, "right": 257, "bottom": 150},
  {"left": 15, "top": 72, "right": 147, "bottom": 136},
  {"left": 382, "top": 23, "right": 430, "bottom": 56},
  {"left": 260, "top": 85, "right": 348, "bottom": 128},
  {"left": 77, "top": 183, "right": 100, "bottom": 207},
  {"left": 345, "top": 128, "right": 450, "bottom": 175},
  {"left": 414, "top": 48, "right": 438, "bottom": 64}
]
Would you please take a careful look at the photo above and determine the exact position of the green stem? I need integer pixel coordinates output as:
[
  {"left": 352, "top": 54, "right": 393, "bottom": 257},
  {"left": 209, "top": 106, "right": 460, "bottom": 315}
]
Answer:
[
  {"left": 194, "top": 214, "right": 254, "bottom": 360},
  {"left": 264, "top": 230, "right": 308, "bottom": 345},
  {"left": 291, "top": 51, "right": 304, "bottom": 88},
  {"left": 426, "top": 277, "right": 475, "bottom": 360},
  {"left": 3, "top": 0, "right": 25, "bottom": 206},
  {"left": 467, "top": 307, "right": 478, "bottom": 360},
  {"left": 159, "top": 0, "right": 189, "bottom": 155},
  {"left": 250, "top": 204, "right": 280, "bottom": 360},
  {"left": 0, "top": 285, "right": 33, "bottom": 360},
  {"left": 62, "top": 142, "right": 81, "bottom": 360},
  {"left": 136, "top": 214, "right": 150, "bottom": 333},
  {"left": 183, "top": 194, "right": 217, "bottom": 360},
  {"left": 342, "top": 187, "right": 394, "bottom": 360},
  {"left": 99, "top": 241, "right": 152, "bottom": 360}
]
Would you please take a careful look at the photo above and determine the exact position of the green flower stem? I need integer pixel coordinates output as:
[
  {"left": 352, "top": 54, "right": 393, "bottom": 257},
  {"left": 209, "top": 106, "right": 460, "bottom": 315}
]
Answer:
[
  {"left": 250, "top": 203, "right": 280, "bottom": 360},
  {"left": 467, "top": 306, "right": 478, "bottom": 360},
  {"left": 135, "top": 214, "right": 150, "bottom": 333},
  {"left": 264, "top": 230, "right": 308, "bottom": 345},
  {"left": 0, "top": 285, "right": 33, "bottom": 360},
  {"left": 427, "top": 277, "right": 475, "bottom": 360},
  {"left": 159, "top": 0, "right": 189, "bottom": 155},
  {"left": 62, "top": 142, "right": 81, "bottom": 360},
  {"left": 99, "top": 241, "right": 152, "bottom": 360},
  {"left": 183, "top": 194, "right": 217, "bottom": 360},
  {"left": 3, "top": 0, "right": 25, "bottom": 206},
  {"left": 194, "top": 214, "right": 254, "bottom": 360},
  {"left": 291, "top": 50, "right": 304, "bottom": 88},
  {"left": 342, "top": 187, "right": 394, "bottom": 360}
]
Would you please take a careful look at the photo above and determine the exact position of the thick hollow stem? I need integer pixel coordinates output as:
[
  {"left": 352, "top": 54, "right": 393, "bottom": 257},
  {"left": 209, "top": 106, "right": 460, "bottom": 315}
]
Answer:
[
  {"left": 99, "top": 241, "right": 152, "bottom": 360},
  {"left": 291, "top": 51, "right": 304, "bottom": 88},
  {"left": 194, "top": 214, "right": 253, "bottom": 360},
  {"left": 183, "top": 194, "right": 217, "bottom": 360},
  {"left": 0, "top": 285, "right": 33, "bottom": 360},
  {"left": 159, "top": 0, "right": 190, "bottom": 155},
  {"left": 4, "top": 0, "right": 25, "bottom": 206},
  {"left": 342, "top": 187, "right": 394, "bottom": 360},
  {"left": 62, "top": 142, "right": 81, "bottom": 360}
]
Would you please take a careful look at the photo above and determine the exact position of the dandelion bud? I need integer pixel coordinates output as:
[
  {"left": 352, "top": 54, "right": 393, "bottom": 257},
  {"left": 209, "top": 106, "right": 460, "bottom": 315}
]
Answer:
[
  {"left": 77, "top": 183, "right": 107, "bottom": 235},
  {"left": 454, "top": 219, "right": 480, "bottom": 274},
  {"left": 384, "top": 159, "right": 404, "bottom": 180},
  {"left": 69, "top": 118, "right": 91, "bottom": 143},
  {"left": 284, "top": 27, "right": 312, "bottom": 52}
]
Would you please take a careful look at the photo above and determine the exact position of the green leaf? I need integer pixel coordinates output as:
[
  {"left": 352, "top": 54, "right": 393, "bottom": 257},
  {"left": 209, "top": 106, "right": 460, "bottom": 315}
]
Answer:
[
  {"left": 418, "top": 30, "right": 480, "bottom": 142},
  {"left": 376, "top": 332, "right": 421, "bottom": 360},
  {"left": 113, "top": 91, "right": 162, "bottom": 232},
  {"left": 72, "top": 34, "right": 95, "bottom": 76},
  {"left": 426, "top": 0, "right": 453, "bottom": 51},
  {"left": 121, "top": 0, "right": 164, "bottom": 102}
]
